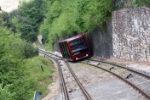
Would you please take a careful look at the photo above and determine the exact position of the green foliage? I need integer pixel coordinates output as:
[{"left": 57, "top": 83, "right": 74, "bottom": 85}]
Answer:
[
  {"left": 0, "top": 11, "right": 14, "bottom": 30},
  {"left": 19, "top": 0, "right": 46, "bottom": 24},
  {"left": 0, "top": 0, "right": 50, "bottom": 99},
  {"left": 25, "top": 56, "right": 54, "bottom": 97},
  {"left": 135, "top": 0, "right": 150, "bottom": 7},
  {"left": 11, "top": 16, "right": 19, "bottom": 33},
  {"left": 10, "top": 0, "right": 46, "bottom": 42},
  {"left": 39, "top": 0, "right": 62, "bottom": 43},
  {"left": 19, "top": 41, "right": 39, "bottom": 58},
  {"left": 0, "top": 84, "right": 15, "bottom": 100},
  {"left": 0, "top": 26, "right": 39, "bottom": 100},
  {"left": 19, "top": 23, "right": 37, "bottom": 41},
  {"left": 114, "top": 0, "right": 150, "bottom": 9},
  {"left": 40, "top": 25, "right": 49, "bottom": 43},
  {"left": 40, "top": 0, "right": 113, "bottom": 50}
]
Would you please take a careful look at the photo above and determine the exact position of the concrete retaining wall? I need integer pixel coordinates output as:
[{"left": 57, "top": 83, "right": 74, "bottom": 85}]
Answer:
[
  {"left": 86, "top": 21, "right": 113, "bottom": 58},
  {"left": 112, "top": 7, "right": 150, "bottom": 62}
]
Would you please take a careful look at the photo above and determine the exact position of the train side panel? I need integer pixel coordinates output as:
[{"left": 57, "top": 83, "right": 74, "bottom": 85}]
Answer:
[
  {"left": 58, "top": 34, "right": 90, "bottom": 61},
  {"left": 59, "top": 41, "right": 72, "bottom": 60}
]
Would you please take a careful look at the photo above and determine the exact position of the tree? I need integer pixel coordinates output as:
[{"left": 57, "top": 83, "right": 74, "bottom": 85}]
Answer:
[
  {"left": 40, "top": 0, "right": 113, "bottom": 50},
  {"left": 10, "top": 0, "right": 46, "bottom": 42},
  {"left": 0, "top": 26, "right": 38, "bottom": 99},
  {"left": 0, "top": 84, "right": 15, "bottom": 100}
]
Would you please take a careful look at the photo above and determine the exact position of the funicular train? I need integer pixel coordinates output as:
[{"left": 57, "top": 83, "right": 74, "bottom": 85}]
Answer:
[{"left": 58, "top": 34, "right": 91, "bottom": 61}]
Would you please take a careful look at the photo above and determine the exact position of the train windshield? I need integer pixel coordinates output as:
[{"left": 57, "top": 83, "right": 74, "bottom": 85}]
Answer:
[{"left": 69, "top": 37, "right": 88, "bottom": 55}]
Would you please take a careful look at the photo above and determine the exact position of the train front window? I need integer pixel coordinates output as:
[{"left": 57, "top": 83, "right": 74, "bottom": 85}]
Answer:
[{"left": 69, "top": 37, "right": 88, "bottom": 55}]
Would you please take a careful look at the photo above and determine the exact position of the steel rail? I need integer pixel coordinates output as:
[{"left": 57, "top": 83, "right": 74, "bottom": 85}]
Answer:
[
  {"left": 88, "top": 59, "right": 150, "bottom": 79},
  {"left": 65, "top": 61, "right": 93, "bottom": 100},
  {"left": 84, "top": 60, "right": 150, "bottom": 99},
  {"left": 39, "top": 49, "right": 62, "bottom": 59},
  {"left": 39, "top": 50, "right": 69, "bottom": 100},
  {"left": 58, "top": 66, "right": 69, "bottom": 100},
  {"left": 57, "top": 60, "right": 69, "bottom": 100},
  {"left": 39, "top": 49, "right": 93, "bottom": 100}
]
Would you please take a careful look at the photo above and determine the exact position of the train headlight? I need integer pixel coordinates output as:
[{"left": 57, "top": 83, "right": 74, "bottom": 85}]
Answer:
[{"left": 86, "top": 54, "right": 88, "bottom": 56}]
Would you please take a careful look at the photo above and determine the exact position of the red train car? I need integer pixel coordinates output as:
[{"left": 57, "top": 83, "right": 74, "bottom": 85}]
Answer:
[{"left": 58, "top": 34, "right": 90, "bottom": 61}]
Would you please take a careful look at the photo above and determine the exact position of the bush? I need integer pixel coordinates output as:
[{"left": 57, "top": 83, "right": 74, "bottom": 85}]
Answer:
[{"left": 19, "top": 41, "right": 39, "bottom": 58}]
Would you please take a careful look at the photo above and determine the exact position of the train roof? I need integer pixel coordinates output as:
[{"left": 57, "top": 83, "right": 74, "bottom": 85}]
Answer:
[{"left": 58, "top": 34, "right": 85, "bottom": 43}]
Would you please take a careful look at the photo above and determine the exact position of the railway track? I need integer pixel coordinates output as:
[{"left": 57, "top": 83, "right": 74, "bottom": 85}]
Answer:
[
  {"left": 39, "top": 49, "right": 93, "bottom": 100},
  {"left": 39, "top": 49, "right": 150, "bottom": 100},
  {"left": 82, "top": 59, "right": 150, "bottom": 99}
]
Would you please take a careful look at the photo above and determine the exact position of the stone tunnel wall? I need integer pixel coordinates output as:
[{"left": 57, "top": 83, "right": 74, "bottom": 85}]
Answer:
[{"left": 112, "top": 7, "right": 150, "bottom": 62}]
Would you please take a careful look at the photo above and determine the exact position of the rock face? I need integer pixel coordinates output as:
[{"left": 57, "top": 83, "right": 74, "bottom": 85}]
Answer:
[
  {"left": 53, "top": 7, "right": 150, "bottom": 62},
  {"left": 86, "top": 22, "right": 113, "bottom": 58},
  {"left": 112, "top": 7, "right": 150, "bottom": 62}
]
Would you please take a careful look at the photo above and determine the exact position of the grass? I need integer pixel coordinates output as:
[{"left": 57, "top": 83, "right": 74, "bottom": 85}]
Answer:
[
  {"left": 42, "top": 43, "right": 53, "bottom": 51},
  {"left": 25, "top": 56, "right": 54, "bottom": 97}
]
